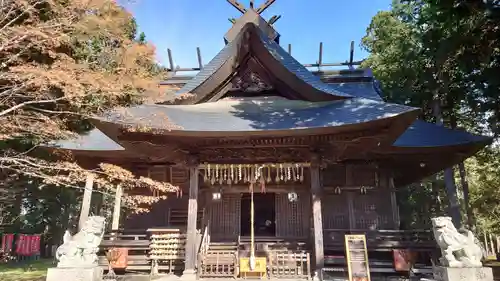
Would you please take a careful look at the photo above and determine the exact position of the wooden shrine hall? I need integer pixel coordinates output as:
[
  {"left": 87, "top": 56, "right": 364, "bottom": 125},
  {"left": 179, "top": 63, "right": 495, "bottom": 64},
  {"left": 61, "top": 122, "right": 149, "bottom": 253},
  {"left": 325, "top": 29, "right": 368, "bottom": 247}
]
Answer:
[{"left": 51, "top": 1, "right": 492, "bottom": 280}]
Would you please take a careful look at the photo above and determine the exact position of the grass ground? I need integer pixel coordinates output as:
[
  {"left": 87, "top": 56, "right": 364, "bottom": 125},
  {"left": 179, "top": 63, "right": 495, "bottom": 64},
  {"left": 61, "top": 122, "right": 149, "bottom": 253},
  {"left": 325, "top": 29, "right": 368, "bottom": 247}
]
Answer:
[{"left": 0, "top": 259, "right": 53, "bottom": 281}]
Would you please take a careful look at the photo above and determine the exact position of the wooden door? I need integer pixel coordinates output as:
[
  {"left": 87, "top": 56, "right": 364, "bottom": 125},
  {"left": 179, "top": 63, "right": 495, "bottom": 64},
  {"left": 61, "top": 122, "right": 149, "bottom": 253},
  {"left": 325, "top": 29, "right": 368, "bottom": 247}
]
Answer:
[
  {"left": 208, "top": 194, "right": 241, "bottom": 241},
  {"left": 275, "top": 192, "right": 310, "bottom": 238}
]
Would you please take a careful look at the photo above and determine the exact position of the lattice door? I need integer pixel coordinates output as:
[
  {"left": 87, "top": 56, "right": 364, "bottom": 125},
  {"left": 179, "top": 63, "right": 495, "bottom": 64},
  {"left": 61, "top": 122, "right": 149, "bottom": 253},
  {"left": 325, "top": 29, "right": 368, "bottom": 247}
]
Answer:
[
  {"left": 275, "top": 192, "right": 309, "bottom": 238},
  {"left": 208, "top": 194, "right": 240, "bottom": 240},
  {"left": 352, "top": 190, "right": 392, "bottom": 230}
]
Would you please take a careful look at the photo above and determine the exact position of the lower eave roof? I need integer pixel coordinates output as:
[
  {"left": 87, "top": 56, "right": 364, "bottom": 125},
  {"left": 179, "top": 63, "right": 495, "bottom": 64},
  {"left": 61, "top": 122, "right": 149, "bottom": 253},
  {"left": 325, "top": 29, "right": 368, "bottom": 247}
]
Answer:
[
  {"left": 46, "top": 117, "right": 492, "bottom": 187},
  {"left": 92, "top": 97, "right": 418, "bottom": 136},
  {"left": 394, "top": 120, "right": 491, "bottom": 148},
  {"left": 48, "top": 129, "right": 124, "bottom": 151}
]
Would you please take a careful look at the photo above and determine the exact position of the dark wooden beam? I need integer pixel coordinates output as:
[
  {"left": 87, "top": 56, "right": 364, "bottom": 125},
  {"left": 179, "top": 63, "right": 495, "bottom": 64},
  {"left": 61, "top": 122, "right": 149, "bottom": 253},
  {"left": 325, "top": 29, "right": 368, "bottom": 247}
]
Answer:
[
  {"left": 164, "top": 60, "right": 364, "bottom": 73},
  {"left": 183, "top": 155, "right": 199, "bottom": 276},
  {"left": 256, "top": 0, "right": 276, "bottom": 14},
  {"left": 303, "top": 61, "right": 364, "bottom": 68},
  {"left": 310, "top": 154, "right": 324, "bottom": 280},
  {"left": 227, "top": 0, "right": 247, "bottom": 13},
  {"left": 349, "top": 41, "right": 355, "bottom": 65},
  {"left": 167, "top": 48, "right": 175, "bottom": 72},
  {"left": 318, "top": 42, "right": 323, "bottom": 66},
  {"left": 196, "top": 47, "right": 203, "bottom": 69},
  {"left": 268, "top": 15, "right": 281, "bottom": 25}
]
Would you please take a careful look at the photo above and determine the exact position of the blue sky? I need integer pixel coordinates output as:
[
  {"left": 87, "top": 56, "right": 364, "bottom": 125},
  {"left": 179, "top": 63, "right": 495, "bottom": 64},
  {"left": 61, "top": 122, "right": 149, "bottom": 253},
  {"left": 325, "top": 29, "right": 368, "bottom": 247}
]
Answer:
[{"left": 122, "top": 0, "right": 392, "bottom": 69}]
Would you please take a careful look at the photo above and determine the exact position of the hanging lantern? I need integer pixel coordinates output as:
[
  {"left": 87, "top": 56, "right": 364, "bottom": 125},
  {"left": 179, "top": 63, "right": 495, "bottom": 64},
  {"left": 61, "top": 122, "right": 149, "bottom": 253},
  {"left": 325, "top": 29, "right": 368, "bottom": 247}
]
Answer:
[
  {"left": 287, "top": 192, "right": 298, "bottom": 202},
  {"left": 212, "top": 188, "right": 222, "bottom": 201}
]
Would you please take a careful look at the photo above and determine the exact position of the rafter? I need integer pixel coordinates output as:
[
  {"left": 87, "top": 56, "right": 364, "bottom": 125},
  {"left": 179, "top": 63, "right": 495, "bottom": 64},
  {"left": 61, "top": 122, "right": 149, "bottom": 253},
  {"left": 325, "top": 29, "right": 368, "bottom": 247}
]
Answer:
[
  {"left": 256, "top": 0, "right": 276, "bottom": 14},
  {"left": 227, "top": 0, "right": 247, "bottom": 13}
]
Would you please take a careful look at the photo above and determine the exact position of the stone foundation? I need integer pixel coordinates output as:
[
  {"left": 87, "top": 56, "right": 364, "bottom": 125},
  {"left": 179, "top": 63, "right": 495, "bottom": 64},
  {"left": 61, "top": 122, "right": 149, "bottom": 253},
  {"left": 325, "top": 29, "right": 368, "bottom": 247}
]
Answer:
[
  {"left": 432, "top": 266, "right": 493, "bottom": 281},
  {"left": 46, "top": 267, "right": 103, "bottom": 281}
]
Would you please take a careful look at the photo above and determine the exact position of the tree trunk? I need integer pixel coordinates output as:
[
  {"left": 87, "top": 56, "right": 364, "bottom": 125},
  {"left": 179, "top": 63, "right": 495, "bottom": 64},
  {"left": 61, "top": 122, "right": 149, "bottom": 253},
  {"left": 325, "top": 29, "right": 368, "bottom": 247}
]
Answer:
[
  {"left": 431, "top": 180, "right": 442, "bottom": 214},
  {"left": 432, "top": 99, "right": 462, "bottom": 228},
  {"left": 458, "top": 162, "right": 474, "bottom": 230}
]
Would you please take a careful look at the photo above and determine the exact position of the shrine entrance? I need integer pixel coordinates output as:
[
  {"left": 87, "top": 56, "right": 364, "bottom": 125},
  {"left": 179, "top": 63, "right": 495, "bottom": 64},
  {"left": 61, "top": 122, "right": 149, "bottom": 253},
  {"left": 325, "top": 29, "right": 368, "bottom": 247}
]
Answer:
[{"left": 240, "top": 193, "right": 276, "bottom": 237}]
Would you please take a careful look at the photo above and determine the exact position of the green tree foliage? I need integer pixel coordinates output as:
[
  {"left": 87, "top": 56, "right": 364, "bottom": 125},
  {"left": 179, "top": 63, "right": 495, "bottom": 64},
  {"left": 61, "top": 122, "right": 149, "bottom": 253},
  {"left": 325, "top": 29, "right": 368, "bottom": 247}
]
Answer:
[
  {"left": 467, "top": 147, "right": 500, "bottom": 233},
  {"left": 362, "top": 0, "right": 499, "bottom": 230},
  {"left": 138, "top": 31, "right": 146, "bottom": 44}
]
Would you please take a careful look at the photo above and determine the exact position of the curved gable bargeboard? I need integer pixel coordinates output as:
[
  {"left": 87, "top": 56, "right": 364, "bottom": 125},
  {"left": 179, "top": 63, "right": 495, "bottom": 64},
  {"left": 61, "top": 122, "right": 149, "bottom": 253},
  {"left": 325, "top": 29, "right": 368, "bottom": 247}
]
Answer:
[{"left": 174, "top": 23, "right": 353, "bottom": 104}]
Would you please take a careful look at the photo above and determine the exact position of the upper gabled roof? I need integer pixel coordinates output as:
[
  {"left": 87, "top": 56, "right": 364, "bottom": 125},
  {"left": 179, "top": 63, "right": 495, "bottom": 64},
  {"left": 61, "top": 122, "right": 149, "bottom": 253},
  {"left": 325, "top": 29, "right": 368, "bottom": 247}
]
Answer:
[
  {"left": 325, "top": 81, "right": 383, "bottom": 101},
  {"left": 173, "top": 39, "right": 237, "bottom": 98},
  {"left": 173, "top": 23, "right": 354, "bottom": 104}
]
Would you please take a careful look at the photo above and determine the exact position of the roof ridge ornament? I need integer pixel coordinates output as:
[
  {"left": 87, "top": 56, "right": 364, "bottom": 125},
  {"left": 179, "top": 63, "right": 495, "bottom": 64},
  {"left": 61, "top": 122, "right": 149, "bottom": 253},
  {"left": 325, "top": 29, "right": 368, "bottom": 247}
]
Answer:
[{"left": 227, "top": 0, "right": 276, "bottom": 14}]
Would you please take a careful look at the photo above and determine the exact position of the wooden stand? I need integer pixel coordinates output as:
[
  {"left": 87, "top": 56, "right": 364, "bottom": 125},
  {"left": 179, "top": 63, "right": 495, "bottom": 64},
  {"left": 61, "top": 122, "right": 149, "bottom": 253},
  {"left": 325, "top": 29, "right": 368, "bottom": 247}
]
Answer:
[
  {"left": 148, "top": 228, "right": 186, "bottom": 275},
  {"left": 239, "top": 257, "right": 267, "bottom": 279}
]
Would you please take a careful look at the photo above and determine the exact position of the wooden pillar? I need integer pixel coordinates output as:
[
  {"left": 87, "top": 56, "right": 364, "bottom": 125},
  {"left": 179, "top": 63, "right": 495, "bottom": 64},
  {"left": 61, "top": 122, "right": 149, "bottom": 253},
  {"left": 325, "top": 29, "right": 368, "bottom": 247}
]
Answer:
[
  {"left": 78, "top": 173, "right": 95, "bottom": 231},
  {"left": 346, "top": 164, "right": 356, "bottom": 230},
  {"left": 310, "top": 154, "right": 324, "bottom": 280},
  {"left": 183, "top": 157, "right": 199, "bottom": 276},
  {"left": 111, "top": 185, "right": 123, "bottom": 231},
  {"left": 389, "top": 176, "right": 400, "bottom": 229}
]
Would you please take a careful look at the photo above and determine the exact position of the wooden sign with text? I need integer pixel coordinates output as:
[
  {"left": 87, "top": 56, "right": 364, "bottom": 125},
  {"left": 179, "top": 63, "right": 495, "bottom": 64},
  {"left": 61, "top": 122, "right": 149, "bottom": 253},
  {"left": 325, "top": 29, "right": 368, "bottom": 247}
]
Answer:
[{"left": 345, "top": 234, "right": 371, "bottom": 281}]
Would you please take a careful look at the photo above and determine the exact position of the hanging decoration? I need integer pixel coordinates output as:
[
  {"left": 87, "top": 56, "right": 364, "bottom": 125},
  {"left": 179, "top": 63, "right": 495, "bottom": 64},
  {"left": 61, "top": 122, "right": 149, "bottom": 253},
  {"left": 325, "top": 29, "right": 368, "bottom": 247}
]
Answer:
[{"left": 201, "top": 163, "right": 308, "bottom": 187}]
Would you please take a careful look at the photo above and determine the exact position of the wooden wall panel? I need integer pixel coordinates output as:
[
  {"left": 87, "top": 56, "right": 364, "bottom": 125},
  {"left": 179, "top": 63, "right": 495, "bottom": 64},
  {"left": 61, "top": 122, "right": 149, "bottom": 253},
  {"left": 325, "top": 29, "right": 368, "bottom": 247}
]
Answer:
[
  {"left": 322, "top": 164, "right": 378, "bottom": 187},
  {"left": 124, "top": 196, "right": 186, "bottom": 229},
  {"left": 322, "top": 192, "right": 350, "bottom": 229},
  {"left": 322, "top": 164, "right": 346, "bottom": 186},
  {"left": 351, "top": 164, "right": 377, "bottom": 187},
  {"left": 208, "top": 194, "right": 240, "bottom": 240},
  {"left": 275, "top": 192, "right": 310, "bottom": 238},
  {"left": 171, "top": 167, "right": 189, "bottom": 192},
  {"left": 124, "top": 165, "right": 187, "bottom": 229}
]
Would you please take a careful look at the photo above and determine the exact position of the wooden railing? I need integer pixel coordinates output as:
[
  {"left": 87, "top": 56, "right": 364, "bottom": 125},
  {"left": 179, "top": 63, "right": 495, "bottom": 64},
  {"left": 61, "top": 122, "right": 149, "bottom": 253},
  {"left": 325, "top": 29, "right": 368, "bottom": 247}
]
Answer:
[
  {"left": 268, "top": 250, "right": 311, "bottom": 279},
  {"left": 481, "top": 231, "right": 500, "bottom": 259},
  {"left": 198, "top": 249, "right": 239, "bottom": 278},
  {"left": 198, "top": 224, "right": 210, "bottom": 257}
]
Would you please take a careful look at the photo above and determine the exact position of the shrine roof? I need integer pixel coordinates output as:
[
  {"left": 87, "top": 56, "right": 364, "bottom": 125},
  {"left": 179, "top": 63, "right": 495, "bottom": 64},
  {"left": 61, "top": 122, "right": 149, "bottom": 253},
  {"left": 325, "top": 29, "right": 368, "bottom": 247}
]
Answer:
[
  {"left": 393, "top": 120, "right": 491, "bottom": 148},
  {"left": 49, "top": 129, "right": 124, "bottom": 151},
  {"left": 173, "top": 23, "right": 353, "bottom": 103},
  {"left": 174, "top": 39, "right": 236, "bottom": 97},
  {"left": 256, "top": 30, "right": 353, "bottom": 99},
  {"left": 325, "top": 81, "right": 382, "bottom": 101},
  {"left": 93, "top": 97, "right": 418, "bottom": 135}
]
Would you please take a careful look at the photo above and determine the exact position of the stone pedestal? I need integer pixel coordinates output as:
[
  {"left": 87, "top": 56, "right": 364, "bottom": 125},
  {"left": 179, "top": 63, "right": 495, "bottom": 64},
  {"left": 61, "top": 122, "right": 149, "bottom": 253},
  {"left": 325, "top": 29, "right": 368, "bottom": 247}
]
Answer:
[
  {"left": 179, "top": 269, "right": 197, "bottom": 281},
  {"left": 46, "top": 267, "right": 103, "bottom": 281},
  {"left": 432, "top": 266, "right": 494, "bottom": 281}
]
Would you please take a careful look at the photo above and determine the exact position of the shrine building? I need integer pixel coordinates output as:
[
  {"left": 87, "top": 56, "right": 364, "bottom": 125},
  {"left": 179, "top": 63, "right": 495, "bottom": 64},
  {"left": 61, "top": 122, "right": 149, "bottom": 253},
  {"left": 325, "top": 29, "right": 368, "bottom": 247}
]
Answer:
[{"left": 52, "top": 1, "right": 492, "bottom": 280}]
